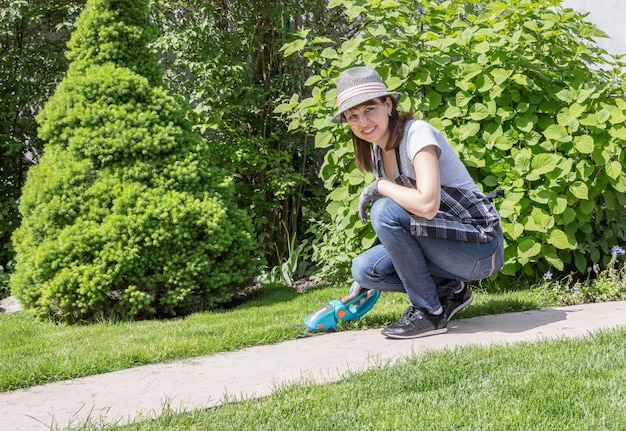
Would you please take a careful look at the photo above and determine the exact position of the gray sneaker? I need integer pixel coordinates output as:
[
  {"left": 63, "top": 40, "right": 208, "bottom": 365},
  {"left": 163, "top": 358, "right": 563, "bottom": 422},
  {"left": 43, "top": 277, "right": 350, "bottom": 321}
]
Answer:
[
  {"left": 440, "top": 282, "right": 473, "bottom": 322},
  {"left": 381, "top": 306, "right": 448, "bottom": 339}
]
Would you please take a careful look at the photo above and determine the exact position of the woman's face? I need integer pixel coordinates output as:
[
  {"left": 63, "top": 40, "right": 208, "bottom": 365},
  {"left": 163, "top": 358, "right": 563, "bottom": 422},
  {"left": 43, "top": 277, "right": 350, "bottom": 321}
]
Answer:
[{"left": 344, "top": 97, "right": 393, "bottom": 146}]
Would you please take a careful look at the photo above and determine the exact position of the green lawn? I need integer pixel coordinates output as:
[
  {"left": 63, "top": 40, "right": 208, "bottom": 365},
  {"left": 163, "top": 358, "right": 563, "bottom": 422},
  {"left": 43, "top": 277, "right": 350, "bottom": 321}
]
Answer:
[
  {"left": 99, "top": 328, "right": 626, "bottom": 431},
  {"left": 2, "top": 284, "right": 624, "bottom": 430},
  {"left": 0, "top": 284, "right": 547, "bottom": 392}
]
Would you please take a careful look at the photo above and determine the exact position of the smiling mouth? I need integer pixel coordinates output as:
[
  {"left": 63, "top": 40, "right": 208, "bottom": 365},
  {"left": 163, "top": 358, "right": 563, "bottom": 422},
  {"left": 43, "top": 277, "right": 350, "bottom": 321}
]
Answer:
[{"left": 363, "top": 126, "right": 376, "bottom": 134}]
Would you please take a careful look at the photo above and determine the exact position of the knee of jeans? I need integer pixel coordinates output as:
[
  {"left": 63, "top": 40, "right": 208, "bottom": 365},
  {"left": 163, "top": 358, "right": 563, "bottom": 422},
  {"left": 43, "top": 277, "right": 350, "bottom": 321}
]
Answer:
[
  {"left": 370, "top": 198, "right": 401, "bottom": 231},
  {"left": 351, "top": 253, "right": 368, "bottom": 285}
]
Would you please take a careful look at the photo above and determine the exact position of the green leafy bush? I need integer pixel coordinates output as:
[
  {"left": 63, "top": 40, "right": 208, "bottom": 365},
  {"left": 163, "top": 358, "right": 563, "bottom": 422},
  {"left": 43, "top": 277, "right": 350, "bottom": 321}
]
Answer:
[
  {"left": 279, "top": 0, "right": 626, "bottom": 283},
  {"left": 10, "top": 0, "right": 258, "bottom": 322}
]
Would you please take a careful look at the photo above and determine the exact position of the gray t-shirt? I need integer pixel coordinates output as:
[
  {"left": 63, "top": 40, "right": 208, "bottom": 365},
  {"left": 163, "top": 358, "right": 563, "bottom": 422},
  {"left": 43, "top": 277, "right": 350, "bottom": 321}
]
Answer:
[{"left": 375, "top": 119, "right": 480, "bottom": 193}]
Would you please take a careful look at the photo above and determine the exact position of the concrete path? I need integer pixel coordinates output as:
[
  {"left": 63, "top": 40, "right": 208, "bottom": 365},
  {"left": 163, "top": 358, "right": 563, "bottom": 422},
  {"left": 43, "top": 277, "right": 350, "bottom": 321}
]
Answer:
[{"left": 1, "top": 301, "right": 625, "bottom": 430}]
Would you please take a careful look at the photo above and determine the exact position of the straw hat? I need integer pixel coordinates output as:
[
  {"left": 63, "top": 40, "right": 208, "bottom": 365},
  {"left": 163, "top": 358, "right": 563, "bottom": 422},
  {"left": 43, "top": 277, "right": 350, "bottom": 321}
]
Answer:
[{"left": 332, "top": 66, "right": 402, "bottom": 123}]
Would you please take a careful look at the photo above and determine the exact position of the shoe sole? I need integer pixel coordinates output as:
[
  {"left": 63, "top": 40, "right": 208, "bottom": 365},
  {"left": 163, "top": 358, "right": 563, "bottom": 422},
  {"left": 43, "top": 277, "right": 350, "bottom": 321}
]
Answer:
[
  {"left": 382, "top": 327, "right": 448, "bottom": 339},
  {"left": 447, "top": 295, "right": 473, "bottom": 322}
]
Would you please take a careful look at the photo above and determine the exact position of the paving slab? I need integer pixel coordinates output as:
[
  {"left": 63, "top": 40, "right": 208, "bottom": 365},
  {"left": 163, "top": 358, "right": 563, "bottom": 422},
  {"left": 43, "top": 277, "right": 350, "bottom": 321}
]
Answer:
[{"left": 1, "top": 301, "right": 625, "bottom": 430}]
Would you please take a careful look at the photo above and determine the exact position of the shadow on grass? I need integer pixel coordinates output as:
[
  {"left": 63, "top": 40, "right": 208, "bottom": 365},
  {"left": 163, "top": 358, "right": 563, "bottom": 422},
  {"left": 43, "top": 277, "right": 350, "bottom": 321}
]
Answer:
[
  {"left": 459, "top": 297, "right": 546, "bottom": 319},
  {"left": 339, "top": 294, "right": 552, "bottom": 333},
  {"left": 216, "top": 282, "right": 306, "bottom": 312}
]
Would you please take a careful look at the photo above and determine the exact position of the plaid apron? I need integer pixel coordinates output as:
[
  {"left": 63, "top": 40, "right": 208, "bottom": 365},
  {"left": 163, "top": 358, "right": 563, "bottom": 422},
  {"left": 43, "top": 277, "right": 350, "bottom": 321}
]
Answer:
[{"left": 375, "top": 146, "right": 501, "bottom": 243}]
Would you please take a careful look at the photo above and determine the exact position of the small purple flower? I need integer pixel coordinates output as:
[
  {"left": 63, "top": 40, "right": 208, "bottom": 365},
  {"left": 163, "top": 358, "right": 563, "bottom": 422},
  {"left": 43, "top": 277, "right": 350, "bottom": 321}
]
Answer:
[
  {"left": 544, "top": 271, "right": 553, "bottom": 280},
  {"left": 611, "top": 245, "right": 625, "bottom": 256}
]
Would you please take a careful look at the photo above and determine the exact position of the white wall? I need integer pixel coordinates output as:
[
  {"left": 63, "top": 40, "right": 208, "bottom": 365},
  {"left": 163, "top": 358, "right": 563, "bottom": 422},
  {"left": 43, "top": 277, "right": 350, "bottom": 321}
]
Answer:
[{"left": 561, "top": 0, "right": 626, "bottom": 55}]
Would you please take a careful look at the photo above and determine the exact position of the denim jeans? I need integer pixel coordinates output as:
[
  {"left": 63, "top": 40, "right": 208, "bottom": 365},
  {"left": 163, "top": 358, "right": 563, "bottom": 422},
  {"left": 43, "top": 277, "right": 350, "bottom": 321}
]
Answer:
[{"left": 352, "top": 198, "right": 504, "bottom": 313}]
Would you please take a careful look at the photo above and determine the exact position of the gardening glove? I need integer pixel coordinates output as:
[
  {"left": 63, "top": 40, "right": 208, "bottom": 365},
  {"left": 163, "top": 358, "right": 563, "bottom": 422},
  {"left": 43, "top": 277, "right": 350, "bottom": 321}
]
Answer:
[
  {"left": 358, "top": 179, "right": 383, "bottom": 222},
  {"left": 344, "top": 281, "right": 365, "bottom": 302},
  {"left": 343, "top": 281, "right": 375, "bottom": 306}
]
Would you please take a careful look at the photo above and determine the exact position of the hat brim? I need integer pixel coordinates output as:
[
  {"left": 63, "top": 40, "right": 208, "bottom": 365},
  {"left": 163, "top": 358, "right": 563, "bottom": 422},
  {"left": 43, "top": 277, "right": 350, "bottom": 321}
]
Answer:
[{"left": 332, "top": 91, "right": 402, "bottom": 124}]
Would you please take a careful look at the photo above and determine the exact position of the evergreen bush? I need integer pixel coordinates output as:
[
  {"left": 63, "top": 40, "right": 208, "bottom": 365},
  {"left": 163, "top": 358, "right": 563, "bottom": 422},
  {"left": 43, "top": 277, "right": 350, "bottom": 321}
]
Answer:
[
  {"left": 10, "top": 0, "right": 258, "bottom": 322},
  {"left": 279, "top": 0, "right": 626, "bottom": 284}
]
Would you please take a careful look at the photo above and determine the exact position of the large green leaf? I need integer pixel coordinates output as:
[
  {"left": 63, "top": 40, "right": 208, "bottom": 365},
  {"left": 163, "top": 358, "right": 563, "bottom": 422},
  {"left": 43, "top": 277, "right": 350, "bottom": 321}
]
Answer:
[
  {"left": 569, "top": 181, "right": 589, "bottom": 200},
  {"left": 469, "top": 103, "right": 490, "bottom": 121},
  {"left": 547, "top": 228, "right": 576, "bottom": 250},
  {"left": 542, "top": 124, "right": 568, "bottom": 141},
  {"left": 527, "top": 153, "right": 560, "bottom": 180},
  {"left": 574, "top": 135, "right": 595, "bottom": 154},
  {"left": 605, "top": 160, "right": 622, "bottom": 180},
  {"left": 518, "top": 237, "right": 542, "bottom": 258}
]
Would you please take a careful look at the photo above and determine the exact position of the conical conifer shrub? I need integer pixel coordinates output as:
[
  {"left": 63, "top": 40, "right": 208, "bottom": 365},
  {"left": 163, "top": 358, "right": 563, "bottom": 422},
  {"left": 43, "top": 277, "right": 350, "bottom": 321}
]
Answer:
[{"left": 11, "top": 0, "right": 258, "bottom": 322}]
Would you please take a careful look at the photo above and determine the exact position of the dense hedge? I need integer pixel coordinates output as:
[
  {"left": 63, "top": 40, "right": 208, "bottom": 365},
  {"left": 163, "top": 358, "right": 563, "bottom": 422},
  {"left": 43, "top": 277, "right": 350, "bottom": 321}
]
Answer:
[
  {"left": 10, "top": 0, "right": 258, "bottom": 322},
  {"left": 280, "top": 0, "right": 626, "bottom": 283}
]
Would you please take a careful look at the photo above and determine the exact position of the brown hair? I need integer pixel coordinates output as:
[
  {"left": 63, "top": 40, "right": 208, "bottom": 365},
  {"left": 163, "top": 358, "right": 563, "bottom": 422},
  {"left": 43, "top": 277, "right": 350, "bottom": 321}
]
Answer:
[{"left": 350, "top": 97, "right": 414, "bottom": 172}]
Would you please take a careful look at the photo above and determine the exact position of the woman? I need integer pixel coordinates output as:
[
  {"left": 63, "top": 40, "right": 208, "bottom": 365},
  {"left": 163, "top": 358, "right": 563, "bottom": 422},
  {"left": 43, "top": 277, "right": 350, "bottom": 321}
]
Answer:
[{"left": 334, "top": 66, "right": 504, "bottom": 339}]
